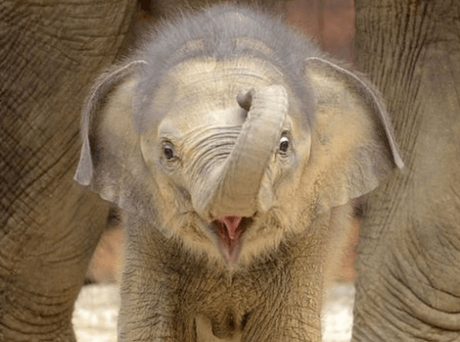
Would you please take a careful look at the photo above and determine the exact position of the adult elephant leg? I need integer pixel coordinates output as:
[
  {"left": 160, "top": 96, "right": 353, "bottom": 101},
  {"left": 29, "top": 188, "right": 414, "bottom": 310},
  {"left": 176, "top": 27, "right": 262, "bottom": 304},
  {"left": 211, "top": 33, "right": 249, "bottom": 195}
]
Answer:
[
  {"left": 0, "top": 1, "right": 136, "bottom": 340},
  {"left": 353, "top": 1, "right": 460, "bottom": 340}
]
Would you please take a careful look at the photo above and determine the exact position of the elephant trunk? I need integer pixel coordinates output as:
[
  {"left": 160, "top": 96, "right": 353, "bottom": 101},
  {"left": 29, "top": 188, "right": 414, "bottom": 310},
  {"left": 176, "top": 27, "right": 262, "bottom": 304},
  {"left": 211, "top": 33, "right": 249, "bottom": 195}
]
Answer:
[{"left": 196, "top": 85, "right": 288, "bottom": 221}]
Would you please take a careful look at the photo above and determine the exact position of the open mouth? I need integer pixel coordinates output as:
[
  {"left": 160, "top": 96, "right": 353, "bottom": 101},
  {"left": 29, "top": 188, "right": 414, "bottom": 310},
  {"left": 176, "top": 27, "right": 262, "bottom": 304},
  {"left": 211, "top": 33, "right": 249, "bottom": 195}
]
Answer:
[{"left": 211, "top": 216, "right": 253, "bottom": 264}]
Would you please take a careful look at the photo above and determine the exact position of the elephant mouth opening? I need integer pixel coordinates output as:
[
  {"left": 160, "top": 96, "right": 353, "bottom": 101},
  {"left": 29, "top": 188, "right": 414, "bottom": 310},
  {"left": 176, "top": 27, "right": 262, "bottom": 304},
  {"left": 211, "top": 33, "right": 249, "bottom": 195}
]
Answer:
[{"left": 212, "top": 216, "right": 253, "bottom": 264}]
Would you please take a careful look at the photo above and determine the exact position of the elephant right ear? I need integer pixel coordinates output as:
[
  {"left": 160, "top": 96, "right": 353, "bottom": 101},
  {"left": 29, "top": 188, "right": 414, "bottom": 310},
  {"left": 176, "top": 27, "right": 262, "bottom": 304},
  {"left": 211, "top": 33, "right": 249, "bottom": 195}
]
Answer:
[
  {"left": 75, "top": 60, "right": 147, "bottom": 208},
  {"left": 304, "top": 57, "right": 404, "bottom": 212}
]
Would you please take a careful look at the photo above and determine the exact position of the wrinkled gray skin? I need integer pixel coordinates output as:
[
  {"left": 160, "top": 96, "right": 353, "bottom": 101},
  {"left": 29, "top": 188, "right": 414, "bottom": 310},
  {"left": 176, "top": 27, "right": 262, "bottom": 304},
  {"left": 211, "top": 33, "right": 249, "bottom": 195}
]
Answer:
[
  {"left": 75, "top": 5, "right": 401, "bottom": 341},
  {"left": 352, "top": 1, "right": 460, "bottom": 341},
  {"left": 0, "top": 1, "right": 136, "bottom": 340}
]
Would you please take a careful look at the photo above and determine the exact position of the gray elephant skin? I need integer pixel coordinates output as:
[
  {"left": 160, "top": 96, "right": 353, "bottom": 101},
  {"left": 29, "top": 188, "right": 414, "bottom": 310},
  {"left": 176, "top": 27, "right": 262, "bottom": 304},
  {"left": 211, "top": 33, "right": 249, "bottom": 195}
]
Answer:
[
  {"left": 74, "top": 5, "right": 401, "bottom": 341},
  {"left": 0, "top": 1, "right": 136, "bottom": 341},
  {"left": 352, "top": 0, "right": 460, "bottom": 341}
]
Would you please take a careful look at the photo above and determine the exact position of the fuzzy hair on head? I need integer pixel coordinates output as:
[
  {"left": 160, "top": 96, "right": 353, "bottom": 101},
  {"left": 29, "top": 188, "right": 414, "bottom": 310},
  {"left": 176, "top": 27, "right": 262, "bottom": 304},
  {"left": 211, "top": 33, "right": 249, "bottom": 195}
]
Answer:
[{"left": 132, "top": 4, "right": 320, "bottom": 132}]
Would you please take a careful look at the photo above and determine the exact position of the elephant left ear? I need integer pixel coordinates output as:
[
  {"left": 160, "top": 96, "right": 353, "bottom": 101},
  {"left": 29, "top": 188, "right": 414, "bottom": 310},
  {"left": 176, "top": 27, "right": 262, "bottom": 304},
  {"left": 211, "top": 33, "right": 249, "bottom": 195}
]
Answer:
[
  {"left": 74, "top": 60, "right": 147, "bottom": 210},
  {"left": 304, "top": 57, "right": 404, "bottom": 211}
]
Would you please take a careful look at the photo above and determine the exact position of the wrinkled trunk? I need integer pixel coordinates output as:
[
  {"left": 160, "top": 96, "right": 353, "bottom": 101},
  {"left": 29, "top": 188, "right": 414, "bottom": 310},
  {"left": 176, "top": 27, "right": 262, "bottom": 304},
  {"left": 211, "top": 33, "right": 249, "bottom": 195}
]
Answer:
[{"left": 195, "top": 85, "right": 287, "bottom": 220}]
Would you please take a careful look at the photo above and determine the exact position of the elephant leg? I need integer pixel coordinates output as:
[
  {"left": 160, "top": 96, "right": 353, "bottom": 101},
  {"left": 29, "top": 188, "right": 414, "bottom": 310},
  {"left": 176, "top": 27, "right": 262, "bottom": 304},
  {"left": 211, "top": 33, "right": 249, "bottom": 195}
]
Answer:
[
  {"left": 354, "top": 186, "right": 460, "bottom": 341},
  {"left": 0, "top": 0, "right": 136, "bottom": 340},
  {"left": 0, "top": 179, "right": 109, "bottom": 341},
  {"left": 353, "top": 1, "right": 460, "bottom": 340}
]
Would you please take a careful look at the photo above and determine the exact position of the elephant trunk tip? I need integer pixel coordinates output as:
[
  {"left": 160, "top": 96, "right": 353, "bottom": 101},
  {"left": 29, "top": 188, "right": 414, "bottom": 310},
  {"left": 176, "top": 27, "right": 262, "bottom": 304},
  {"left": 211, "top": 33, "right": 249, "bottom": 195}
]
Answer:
[{"left": 236, "top": 88, "right": 252, "bottom": 111}]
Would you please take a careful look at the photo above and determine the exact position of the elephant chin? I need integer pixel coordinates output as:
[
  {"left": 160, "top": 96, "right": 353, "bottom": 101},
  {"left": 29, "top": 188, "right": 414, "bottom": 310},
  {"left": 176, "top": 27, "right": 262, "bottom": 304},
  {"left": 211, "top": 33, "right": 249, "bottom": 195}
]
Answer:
[{"left": 212, "top": 216, "right": 253, "bottom": 264}]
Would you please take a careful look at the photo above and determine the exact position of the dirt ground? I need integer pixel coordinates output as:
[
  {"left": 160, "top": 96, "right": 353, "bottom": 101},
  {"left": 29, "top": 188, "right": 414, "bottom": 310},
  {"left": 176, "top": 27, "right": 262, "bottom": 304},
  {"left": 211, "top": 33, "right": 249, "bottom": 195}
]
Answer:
[{"left": 73, "top": 282, "right": 354, "bottom": 342}]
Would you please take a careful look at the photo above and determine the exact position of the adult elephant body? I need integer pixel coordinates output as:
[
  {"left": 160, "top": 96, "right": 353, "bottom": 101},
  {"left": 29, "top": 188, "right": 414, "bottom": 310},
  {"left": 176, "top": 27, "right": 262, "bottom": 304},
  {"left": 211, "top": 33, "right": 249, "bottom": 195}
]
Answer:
[
  {"left": 353, "top": 1, "right": 460, "bottom": 340},
  {"left": 0, "top": 1, "right": 135, "bottom": 340}
]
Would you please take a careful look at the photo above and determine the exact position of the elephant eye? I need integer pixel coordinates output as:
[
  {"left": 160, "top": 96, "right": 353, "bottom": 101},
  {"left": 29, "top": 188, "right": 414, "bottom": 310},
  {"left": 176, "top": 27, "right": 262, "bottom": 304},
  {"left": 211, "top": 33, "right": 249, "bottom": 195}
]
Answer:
[
  {"left": 163, "top": 143, "right": 175, "bottom": 160},
  {"left": 279, "top": 136, "right": 290, "bottom": 153}
]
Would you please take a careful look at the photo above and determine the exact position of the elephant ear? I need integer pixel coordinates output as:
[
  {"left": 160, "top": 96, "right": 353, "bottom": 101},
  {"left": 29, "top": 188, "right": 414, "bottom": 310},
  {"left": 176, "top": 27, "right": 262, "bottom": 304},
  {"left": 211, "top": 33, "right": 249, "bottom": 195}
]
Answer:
[
  {"left": 74, "top": 60, "right": 147, "bottom": 209},
  {"left": 305, "top": 57, "right": 404, "bottom": 211}
]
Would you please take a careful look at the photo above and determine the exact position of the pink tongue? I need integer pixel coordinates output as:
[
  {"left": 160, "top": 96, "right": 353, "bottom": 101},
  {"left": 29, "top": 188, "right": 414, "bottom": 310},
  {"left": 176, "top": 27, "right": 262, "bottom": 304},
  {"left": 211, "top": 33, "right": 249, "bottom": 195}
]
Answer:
[
  {"left": 217, "top": 216, "right": 243, "bottom": 239},
  {"left": 215, "top": 216, "right": 244, "bottom": 264}
]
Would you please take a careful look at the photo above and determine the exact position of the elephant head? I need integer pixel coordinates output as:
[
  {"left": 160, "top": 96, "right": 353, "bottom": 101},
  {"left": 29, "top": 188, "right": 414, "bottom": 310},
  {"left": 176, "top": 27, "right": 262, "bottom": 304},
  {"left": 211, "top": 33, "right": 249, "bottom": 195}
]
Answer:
[{"left": 74, "top": 8, "right": 402, "bottom": 268}]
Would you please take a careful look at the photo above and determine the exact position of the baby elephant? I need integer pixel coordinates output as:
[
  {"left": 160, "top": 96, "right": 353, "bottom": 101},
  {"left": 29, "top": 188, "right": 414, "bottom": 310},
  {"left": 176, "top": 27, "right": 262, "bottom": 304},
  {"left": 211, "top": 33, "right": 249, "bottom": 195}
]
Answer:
[{"left": 75, "top": 4, "right": 402, "bottom": 341}]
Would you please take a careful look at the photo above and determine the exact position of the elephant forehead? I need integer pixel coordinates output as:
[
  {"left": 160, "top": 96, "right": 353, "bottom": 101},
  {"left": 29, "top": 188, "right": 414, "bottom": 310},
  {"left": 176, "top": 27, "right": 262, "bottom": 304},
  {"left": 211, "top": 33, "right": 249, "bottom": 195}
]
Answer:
[
  {"left": 154, "top": 57, "right": 286, "bottom": 136},
  {"left": 169, "top": 57, "right": 285, "bottom": 89}
]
